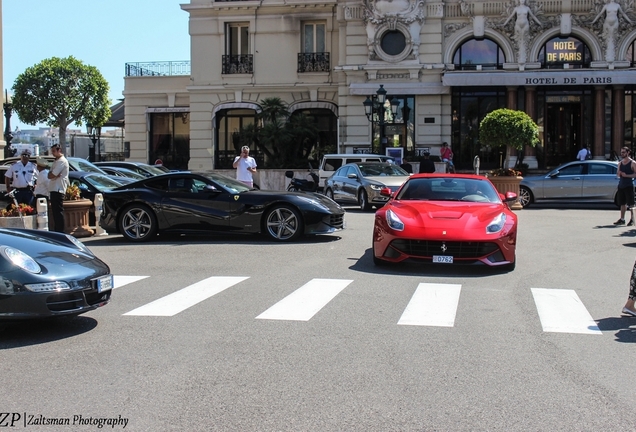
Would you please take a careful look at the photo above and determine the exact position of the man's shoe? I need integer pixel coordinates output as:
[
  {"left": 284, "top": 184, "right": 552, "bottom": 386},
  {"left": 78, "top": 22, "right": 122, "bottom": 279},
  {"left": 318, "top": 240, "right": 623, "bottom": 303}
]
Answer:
[
  {"left": 628, "top": 220, "right": 634, "bottom": 226},
  {"left": 622, "top": 307, "right": 636, "bottom": 317},
  {"left": 614, "top": 218, "right": 625, "bottom": 225}
]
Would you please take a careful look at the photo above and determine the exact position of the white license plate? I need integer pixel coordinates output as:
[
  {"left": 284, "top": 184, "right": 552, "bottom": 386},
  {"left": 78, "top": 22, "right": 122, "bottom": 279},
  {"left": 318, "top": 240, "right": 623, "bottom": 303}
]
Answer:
[
  {"left": 432, "top": 255, "right": 453, "bottom": 264},
  {"left": 96, "top": 275, "right": 114, "bottom": 292}
]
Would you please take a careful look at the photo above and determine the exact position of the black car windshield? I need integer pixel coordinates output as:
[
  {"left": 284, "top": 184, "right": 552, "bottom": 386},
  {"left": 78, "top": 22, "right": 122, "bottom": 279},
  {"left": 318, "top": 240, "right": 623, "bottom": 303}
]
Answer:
[
  {"left": 82, "top": 174, "right": 126, "bottom": 190},
  {"left": 358, "top": 163, "right": 408, "bottom": 177},
  {"left": 397, "top": 178, "right": 500, "bottom": 203},
  {"left": 205, "top": 173, "right": 252, "bottom": 193}
]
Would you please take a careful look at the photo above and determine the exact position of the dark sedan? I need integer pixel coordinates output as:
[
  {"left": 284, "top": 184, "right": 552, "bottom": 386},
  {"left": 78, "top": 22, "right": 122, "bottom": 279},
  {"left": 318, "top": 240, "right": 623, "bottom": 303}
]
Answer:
[
  {"left": 99, "top": 172, "right": 345, "bottom": 242},
  {"left": 94, "top": 161, "right": 167, "bottom": 177},
  {"left": 0, "top": 228, "right": 112, "bottom": 319},
  {"left": 519, "top": 160, "right": 622, "bottom": 208}
]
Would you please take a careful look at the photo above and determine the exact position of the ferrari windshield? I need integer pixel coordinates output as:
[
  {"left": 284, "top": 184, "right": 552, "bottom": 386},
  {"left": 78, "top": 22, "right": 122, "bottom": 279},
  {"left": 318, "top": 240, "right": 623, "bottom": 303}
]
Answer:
[
  {"left": 397, "top": 178, "right": 501, "bottom": 203},
  {"left": 205, "top": 172, "right": 252, "bottom": 193},
  {"left": 82, "top": 174, "right": 127, "bottom": 190}
]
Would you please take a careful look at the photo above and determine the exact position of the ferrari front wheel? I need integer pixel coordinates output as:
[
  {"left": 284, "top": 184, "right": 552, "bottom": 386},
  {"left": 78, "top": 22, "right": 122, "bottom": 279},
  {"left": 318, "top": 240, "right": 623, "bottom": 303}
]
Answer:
[
  {"left": 119, "top": 204, "right": 158, "bottom": 242},
  {"left": 264, "top": 205, "right": 303, "bottom": 242}
]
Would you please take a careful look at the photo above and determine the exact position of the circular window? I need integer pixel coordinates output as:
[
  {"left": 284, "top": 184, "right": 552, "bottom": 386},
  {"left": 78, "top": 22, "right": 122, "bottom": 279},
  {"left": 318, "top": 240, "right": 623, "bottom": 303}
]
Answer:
[{"left": 381, "top": 31, "right": 406, "bottom": 56}]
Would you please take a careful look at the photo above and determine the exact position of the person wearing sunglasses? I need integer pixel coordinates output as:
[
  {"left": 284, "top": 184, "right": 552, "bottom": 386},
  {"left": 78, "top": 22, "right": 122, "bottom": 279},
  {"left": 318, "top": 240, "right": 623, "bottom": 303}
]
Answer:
[{"left": 4, "top": 149, "right": 37, "bottom": 206}]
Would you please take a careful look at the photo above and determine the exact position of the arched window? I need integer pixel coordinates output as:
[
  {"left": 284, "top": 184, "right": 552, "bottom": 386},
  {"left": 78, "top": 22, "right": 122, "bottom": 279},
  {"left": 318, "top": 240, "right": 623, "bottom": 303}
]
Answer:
[
  {"left": 627, "top": 39, "right": 636, "bottom": 66},
  {"left": 453, "top": 38, "right": 505, "bottom": 70},
  {"left": 538, "top": 36, "right": 591, "bottom": 69}
]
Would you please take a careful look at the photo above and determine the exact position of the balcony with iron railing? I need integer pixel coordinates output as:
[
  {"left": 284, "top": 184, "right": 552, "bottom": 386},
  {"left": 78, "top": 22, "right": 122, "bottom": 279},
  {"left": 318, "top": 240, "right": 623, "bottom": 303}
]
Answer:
[
  {"left": 222, "top": 55, "right": 254, "bottom": 74},
  {"left": 297, "top": 52, "right": 330, "bottom": 73},
  {"left": 125, "top": 61, "right": 191, "bottom": 77}
]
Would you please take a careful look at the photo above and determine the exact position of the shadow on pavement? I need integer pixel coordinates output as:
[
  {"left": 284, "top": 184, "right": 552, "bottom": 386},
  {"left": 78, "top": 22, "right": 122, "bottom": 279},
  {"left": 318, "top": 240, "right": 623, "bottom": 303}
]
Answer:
[
  {"left": 595, "top": 316, "right": 636, "bottom": 343},
  {"left": 0, "top": 316, "right": 98, "bottom": 349}
]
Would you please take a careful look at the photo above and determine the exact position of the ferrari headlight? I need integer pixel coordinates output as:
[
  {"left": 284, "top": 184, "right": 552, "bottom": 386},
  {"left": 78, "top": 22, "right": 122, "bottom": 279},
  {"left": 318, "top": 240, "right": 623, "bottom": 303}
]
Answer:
[
  {"left": 386, "top": 209, "right": 404, "bottom": 231},
  {"left": 0, "top": 246, "right": 41, "bottom": 274},
  {"left": 369, "top": 184, "right": 382, "bottom": 191},
  {"left": 297, "top": 196, "right": 329, "bottom": 211},
  {"left": 487, "top": 213, "right": 507, "bottom": 234}
]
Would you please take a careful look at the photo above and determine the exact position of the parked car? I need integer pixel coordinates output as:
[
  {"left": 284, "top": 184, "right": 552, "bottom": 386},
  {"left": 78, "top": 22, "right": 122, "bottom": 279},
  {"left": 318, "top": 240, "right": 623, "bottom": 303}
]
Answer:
[
  {"left": 99, "top": 172, "right": 345, "bottom": 242},
  {"left": 519, "top": 160, "right": 622, "bottom": 208},
  {"left": 2, "top": 156, "right": 108, "bottom": 175},
  {"left": 69, "top": 171, "right": 131, "bottom": 225},
  {"left": 372, "top": 174, "right": 518, "bottom": 269},
  {"left": 0, "top": 228, "right": 112, "bottom": 319},
  {"left": 96, "top": 165, "right": 147, "bottom": 181},
  {"left": 94, "top": 161, "right": 167, "bottom": 177},
  {"left": 324, "top": 162, "right": 410, "bottom": 211},
  {"left": 319, "top": 153, "right": 395, "bottom": 190}
]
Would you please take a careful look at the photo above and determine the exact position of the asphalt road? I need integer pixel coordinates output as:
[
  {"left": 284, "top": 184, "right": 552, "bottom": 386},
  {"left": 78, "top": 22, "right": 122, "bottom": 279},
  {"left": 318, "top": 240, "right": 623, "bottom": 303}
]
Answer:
[{"left": 1, "top": 202, "right": 635, "bottom": 431}]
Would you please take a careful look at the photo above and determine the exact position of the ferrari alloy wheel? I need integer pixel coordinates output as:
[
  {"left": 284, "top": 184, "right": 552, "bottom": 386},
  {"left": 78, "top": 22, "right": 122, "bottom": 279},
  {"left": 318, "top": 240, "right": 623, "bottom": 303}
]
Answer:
[
  {"left": 119, "top": 204, "right": 158, "bottom": 242},
  {"left": 264, "top": 205, "right": 303, "bottom": 241},
  {"left": 359, "top": 189, "right": 371, "bottom": 211},
  {"left": 518, "top": 186, "right": 532, "bottom": 208}
]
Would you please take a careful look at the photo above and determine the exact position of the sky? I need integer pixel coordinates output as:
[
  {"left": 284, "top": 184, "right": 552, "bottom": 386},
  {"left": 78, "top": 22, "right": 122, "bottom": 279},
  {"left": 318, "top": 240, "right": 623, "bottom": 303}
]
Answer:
[{"left": 3, "top": 0, "right": 191, "bottom": 131}]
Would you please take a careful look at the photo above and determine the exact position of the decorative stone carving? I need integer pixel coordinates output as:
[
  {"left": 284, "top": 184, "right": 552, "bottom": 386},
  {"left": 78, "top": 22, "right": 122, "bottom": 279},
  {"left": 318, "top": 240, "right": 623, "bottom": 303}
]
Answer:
[
  {"left": 591, "top": 0, "right": 633, "bottom": 62},
  {"left": 363, "top": 0, "right": 426, "bottom": 62},
  {"left": 501, "top": 0, "right": 543, "bottom": 64}
]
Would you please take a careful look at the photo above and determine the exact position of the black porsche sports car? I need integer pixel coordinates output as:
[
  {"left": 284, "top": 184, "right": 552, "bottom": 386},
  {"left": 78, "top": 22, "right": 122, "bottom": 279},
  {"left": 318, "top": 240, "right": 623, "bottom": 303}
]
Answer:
[
  {"left": 99, "top": 172, "right": 345, "bottom": 242},
  {"left": 0, "top": 229, "right": 113, "bottom": 320}
]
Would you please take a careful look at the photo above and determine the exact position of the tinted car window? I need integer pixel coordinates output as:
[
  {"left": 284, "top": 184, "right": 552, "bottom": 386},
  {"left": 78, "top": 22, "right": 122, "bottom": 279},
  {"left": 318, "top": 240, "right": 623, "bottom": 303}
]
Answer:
[
  {"left": 588, "top": 163, "right": 616, "bottom": 175},
  {"left": 334, "top": 166, "right": 347, "bottom": 177},
  {"left": 557, "top": 164, "right": 583, "bottom": 176},
  {"left": 145, "top": 178, "right": 169, "bottom": 191}
]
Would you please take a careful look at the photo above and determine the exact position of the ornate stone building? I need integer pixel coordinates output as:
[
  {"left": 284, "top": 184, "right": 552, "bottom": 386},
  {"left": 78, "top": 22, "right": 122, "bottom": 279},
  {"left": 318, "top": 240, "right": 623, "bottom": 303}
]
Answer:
[{"left": 123, "top": 0, "right": 636, "bottom": 171}]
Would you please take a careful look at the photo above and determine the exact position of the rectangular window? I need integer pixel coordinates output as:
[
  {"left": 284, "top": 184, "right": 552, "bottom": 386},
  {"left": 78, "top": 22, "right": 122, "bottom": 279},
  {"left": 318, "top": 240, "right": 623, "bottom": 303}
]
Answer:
[
  {"left": 303, "top": 23, "right": 325, "bottom": 53},
  {"left": 227, "top": 24, "right": 249, "bottom": 55}
]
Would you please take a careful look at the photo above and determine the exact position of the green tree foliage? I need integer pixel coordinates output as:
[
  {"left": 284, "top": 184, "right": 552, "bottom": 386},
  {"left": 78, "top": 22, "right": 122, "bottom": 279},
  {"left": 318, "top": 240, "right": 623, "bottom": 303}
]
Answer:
[
  {"left": 11, "top": 56, "right": 111, "bottom": 150},
  {"left": 479, "top": 108, "right": 539, "bottom": 169},
  {"left": 237, "top": 97, "right": 319, "bottom": 168}
]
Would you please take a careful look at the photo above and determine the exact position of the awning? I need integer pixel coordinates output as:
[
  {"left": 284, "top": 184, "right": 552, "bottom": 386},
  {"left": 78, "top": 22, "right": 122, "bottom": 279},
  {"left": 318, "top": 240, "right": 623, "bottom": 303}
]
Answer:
[
  {"left": 211, "top": 102, "right": 261, "bottom": 124},
  {"left": 103, "top": 100, "right": 124, "bottom": 127},
  {"left": 442, "top": 69, "right": 636, "bottom": 86},
  {"left": 289, "top": 101, "right": 338, "bottom": 117}
]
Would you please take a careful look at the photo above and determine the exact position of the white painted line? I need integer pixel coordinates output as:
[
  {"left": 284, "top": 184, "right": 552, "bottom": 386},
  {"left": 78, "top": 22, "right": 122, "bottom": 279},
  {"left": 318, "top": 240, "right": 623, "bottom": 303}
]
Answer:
[
  {"left": 531, "top": 288, "right": 602, "bottom": 335},
  {"left": 113, "top": 275, "right": 149, "bottom": 289},
  {"left": 256, "top": 279, "right": 353, "bottom": 321},
  {"left": 398, "top": 283, "right": 461, "bottom": 327},
  {"left": 124, "top": 276, "right": 249, "bottom": 317}
]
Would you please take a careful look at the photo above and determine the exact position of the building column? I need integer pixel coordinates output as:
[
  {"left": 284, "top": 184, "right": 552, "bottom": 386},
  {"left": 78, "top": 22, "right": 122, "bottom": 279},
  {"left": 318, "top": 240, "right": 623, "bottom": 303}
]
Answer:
[
  {"left": 524, "top": 86, "right": 538, "bottom": 168},
  {"left": 506, "top": 87, "right": 519, "bottom": 164},
  {"left": 613, "top": 86, "right": 625, "bottom": 156},
  {"left": 594, "top": 86, "right": 605, "bottom": 158}
]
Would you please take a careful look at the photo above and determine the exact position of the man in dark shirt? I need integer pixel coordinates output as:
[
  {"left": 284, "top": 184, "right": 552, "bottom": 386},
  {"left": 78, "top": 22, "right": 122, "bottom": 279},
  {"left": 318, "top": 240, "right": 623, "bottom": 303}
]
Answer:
[
  {"left": 400, "top": 158, "right": 413, "bottom": 174},
  {"left": 419, "top": 152, "right": 436, "bottom": 173}
]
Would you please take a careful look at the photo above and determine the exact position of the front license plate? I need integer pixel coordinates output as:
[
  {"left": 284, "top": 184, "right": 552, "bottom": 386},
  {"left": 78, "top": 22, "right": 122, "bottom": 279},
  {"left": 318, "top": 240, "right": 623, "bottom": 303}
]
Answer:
[
  {"left": 96, "top": 275, "right": 114, "bottom": 293},
  {"left": 432, "top": 255, "right": 453, "bottom": 264}
]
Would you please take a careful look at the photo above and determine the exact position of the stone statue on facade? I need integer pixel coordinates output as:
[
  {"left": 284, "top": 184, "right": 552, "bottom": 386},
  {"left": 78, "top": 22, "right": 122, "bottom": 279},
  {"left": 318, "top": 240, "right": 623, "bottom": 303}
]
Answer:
[
  {"left": 592, "top": 0, "right": 633, "bottom": 62},
  {"left": 363, "top": 0, "right": 426, "bottom": 61},
  {"left": 503, "top": 0, "right": 542, "bottom": 64}
]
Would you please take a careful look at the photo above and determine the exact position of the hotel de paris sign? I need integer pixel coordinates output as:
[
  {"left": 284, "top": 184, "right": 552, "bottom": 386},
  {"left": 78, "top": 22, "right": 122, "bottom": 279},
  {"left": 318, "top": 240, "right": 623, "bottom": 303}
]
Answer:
[{"left": 443, "top": 69, "right": 634, "bottom": 86}]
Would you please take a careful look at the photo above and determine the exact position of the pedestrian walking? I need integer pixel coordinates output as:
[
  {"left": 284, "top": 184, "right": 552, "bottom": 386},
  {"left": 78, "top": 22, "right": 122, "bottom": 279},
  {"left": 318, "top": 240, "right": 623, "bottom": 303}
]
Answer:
[
  {"left": 622, "top": 259, "right": 636, "bottom": 317},
  {"left": 613, "top": 146, "right": 636, "bottom": 226},
  {"left": 233, "top": 145, "right": 257, "bottom": 188}
]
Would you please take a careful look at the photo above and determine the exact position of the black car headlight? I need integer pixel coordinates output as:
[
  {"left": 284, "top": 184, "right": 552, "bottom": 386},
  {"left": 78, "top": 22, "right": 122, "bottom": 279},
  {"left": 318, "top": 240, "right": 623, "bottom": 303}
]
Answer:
[{"left": 0, "top": 246, "right": 41, "bottom": 274}]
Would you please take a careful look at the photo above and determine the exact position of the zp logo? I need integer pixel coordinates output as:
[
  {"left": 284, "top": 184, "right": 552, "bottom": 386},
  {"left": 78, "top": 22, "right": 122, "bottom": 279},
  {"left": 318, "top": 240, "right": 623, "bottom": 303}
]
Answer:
[{"left": 0, "top": 412, "right": 21, "bottom": 427}]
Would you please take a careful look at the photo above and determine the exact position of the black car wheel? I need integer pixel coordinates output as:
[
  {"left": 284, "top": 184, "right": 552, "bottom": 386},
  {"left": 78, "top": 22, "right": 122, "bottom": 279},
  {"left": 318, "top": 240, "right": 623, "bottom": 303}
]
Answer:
[
  {"left": 518, "top": 186, "right": 533, "bottom": 208},
  {"left": 359, "top": 189, "right": 371, "bottom": 211},
  {"left": 119, "top": 204, "right": 158, "bottom": 242},
  {"left": 325, "top": 188, "right": 334, "bottom": 200},
  {"left": 264, "top": 205, "right": 303, "bottom": 242}
]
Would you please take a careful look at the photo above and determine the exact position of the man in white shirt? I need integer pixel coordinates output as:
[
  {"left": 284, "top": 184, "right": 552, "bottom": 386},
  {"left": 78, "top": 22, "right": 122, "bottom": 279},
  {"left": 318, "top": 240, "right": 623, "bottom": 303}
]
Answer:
[
  {"left": 233, "top": 146, "right": 257, "bottom": 188},
  {"left": 576, "top": 145, "right": 590, "bottom": 161},
  {"left": 4, "top": 149, "right": 37, "bottom": 205},
  {"left": 47, "top": 144, "right": 70, "bottom": 233}
]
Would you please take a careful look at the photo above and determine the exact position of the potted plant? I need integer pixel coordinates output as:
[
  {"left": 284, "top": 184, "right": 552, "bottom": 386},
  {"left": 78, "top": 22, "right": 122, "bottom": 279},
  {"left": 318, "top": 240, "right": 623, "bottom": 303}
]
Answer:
[
  {"left": 0, "top": 203, "right": 37, "bottom": 229},
  {"left": 479, "top": 109, "right": 539, "bottom": 209},
  {"left": 49, "top": 185, "right": 94, "bottom": 237}
]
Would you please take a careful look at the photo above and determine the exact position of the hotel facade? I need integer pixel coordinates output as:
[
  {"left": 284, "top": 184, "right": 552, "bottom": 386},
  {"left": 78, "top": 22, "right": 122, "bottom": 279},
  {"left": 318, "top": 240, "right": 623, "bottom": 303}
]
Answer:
[{"left": 122, "top": 0, "right": 636, "bottom": 171}]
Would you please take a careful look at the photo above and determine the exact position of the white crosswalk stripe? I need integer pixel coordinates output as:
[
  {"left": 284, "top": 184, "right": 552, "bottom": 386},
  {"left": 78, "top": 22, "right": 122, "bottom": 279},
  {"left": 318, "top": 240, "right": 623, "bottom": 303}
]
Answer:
[
  {"left": 123, "top": 276, "right": 249, "bottom": 317},
  {"left": 256, "top": 278, "right": 353, "bottom": 321},
  {"left": 398, "top": 283, "right": 462, "bottom": 327},
  {"left": 113, "top": 276, "right": 603, "bottom": 334},
  {"left": 113, "top": 275, "right": 149, "bottom": 289},
  {"left": 531, "top": 288, "right": 602, "bottom": 335}
]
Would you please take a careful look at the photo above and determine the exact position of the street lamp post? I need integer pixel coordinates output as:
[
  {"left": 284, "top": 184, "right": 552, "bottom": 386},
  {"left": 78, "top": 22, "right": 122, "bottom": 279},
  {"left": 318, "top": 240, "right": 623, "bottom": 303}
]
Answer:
[
  {"left": 363, "top": 84, "right": 399, "bottom": 155},
  {"left": 86, "top": 123, "right": 102, "bottom": 162},
  {"left": 3, "top": 90, "right": 13, "bottom": 158}
]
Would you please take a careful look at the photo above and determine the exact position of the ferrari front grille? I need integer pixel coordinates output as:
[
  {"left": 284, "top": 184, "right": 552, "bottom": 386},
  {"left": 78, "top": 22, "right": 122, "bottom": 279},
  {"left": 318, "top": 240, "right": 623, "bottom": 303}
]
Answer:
[
  {"left": 390, "top": 239, "right": 499, "bottom": 259},
  {"left": 327, "top": 214, "right": 345, "bottom": 229}
]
